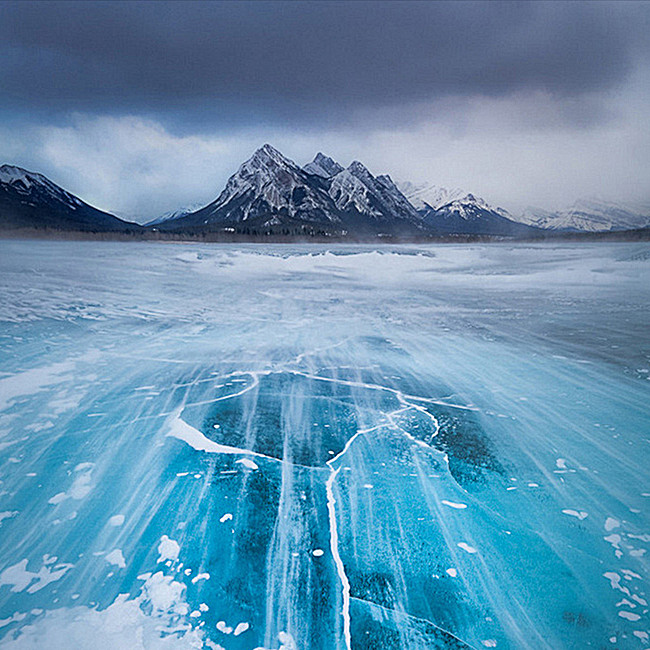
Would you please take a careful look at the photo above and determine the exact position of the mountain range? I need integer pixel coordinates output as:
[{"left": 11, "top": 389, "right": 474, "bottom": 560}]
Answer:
[
  {"left": 1, "top": 147, "right": 648, "bottom": 239},
  {"left": 518, "top": 199, "right": 650, "bottom": 233},
  {"left": 154, "top": 145, "right": 425, "bottom": 237}
]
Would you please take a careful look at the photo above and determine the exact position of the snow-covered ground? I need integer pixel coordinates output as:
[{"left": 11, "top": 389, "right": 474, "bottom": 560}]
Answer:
[{"left": 0, "top": 240, "right": 649, "bottom": 649}]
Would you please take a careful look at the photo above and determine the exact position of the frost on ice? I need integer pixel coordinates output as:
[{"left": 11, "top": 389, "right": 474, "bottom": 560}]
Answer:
[{"left": 0, "top": 240, "right": 649, "bottom": 649}]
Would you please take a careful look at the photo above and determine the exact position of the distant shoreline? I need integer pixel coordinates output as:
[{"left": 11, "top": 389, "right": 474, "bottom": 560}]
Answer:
[{"left": 1, "top": 227, "right": 649, "bottom": 244}]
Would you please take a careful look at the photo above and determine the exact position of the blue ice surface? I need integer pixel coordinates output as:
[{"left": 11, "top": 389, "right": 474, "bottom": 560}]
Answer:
[{"left": 0, "top": 240, "right": 648, "bottom": 649}]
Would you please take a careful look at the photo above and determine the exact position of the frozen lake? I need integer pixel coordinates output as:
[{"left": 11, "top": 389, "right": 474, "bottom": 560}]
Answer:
[{"left": 0, "top": 240, "right": 649, "bottom": 649}]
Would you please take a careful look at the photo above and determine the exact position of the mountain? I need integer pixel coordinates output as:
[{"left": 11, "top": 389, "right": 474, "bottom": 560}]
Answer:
[
  {"left": 160, "top": 144, "right": 344, "bottom": 234},
  {"left": 326, "top": 160, "right": 423, "bottom": 232},
  {"left": 422, "top": 193, "right": 539, "bottom": 237},
  {"left": 144, "top": 203, "right": 206, "bottom": 227},
  {"left": 9, "top": 151, "right": 644, "bottom": 240},
  {"left": 397, "top": 178, "right": 543, "bottom": 236},
  {"left": 517, "top": 199, "right": 650, "bottom": 232},
  {"left": 161, "top": 146, "right": 424, "bottom": 236},
  {"left": 396, "top": 180, "right": 467, "bottom": 211},
  {"left": 0, "top": 165, "right": 139, "bottom": 232},
  {"left": 303, "top": 152, "right": 344, "bottom": 178},
  {"left": 302, "top": 153, "right": 423, "bottom": 234}
]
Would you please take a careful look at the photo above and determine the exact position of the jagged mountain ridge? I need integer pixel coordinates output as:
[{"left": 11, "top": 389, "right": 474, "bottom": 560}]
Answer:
[
  {"left": 518, "top": 199, "right": 650, "bottom": 232},
  {"left": 160, "top": 145, "right": 344, "bottom": 233},
  {"left": 157, "top": 145, "right": 532, "bottom": 237},
  {"left": 420, "top": 193, "right": 538, "bottom": 237},
  {"left": 161, "top": 145, "right": 424, "bottom": 236},
  {"left": 325, "top": 160, "right": 422, "bottom": 227},
  {"left": 301, "top": 152, "right": 536, "bottom": 236},
  {"left": 397, "top": 180, "right": 468, "bottom": 211},
  {"left": 3, "top": 147, "right": 646, "bottom": 238},
  {"left": 303, "top": 153, "right": 344, "bottom": 178},
  {"left": 0, "top": 164, "right": 139, "bottom": 232}
]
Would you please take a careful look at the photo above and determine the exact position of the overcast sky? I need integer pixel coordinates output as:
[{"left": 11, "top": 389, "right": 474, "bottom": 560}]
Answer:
[{"left": 1, "top": 0, "right": 649, "bottom": 220}]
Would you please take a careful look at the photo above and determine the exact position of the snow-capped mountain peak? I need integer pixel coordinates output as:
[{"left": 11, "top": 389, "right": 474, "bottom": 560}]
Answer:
[
  {"left": 0, "top": 164, "right": 136, "bottom": 231},
  {"left": 347, "top": 160, "right": 375, "bottom": 185},
  {"left": 463, "top": 193, "right": 480, "bottom": 204},
  {"left": 0, "top": 164, "right": 83, "bottom": 208},
  {"left": 327, "top": 162, "right": 421, "bottom": 226},
  {"left": 396, "top": 180, "right": 468, "bottom": 211},
  {"left": 248, "top": 143, "right": 292, "bottom": 168},
  {"left": 442, "top": 193, "right": 494, "bottom": 216},
  {"left": 0, "top": 164, "right": 44, "bottom": 186},
  {"left": 434, "top": 193, "right": 515, "bottom": 221},
  {"left": 419, "top": 190, "right": 534, "bottom": 236},
  {"left": 517, "top": 198, "right": 650, "bottom": 232},
  {"left": 165, "top": 145, "right": 343, "bottom": 229},
  {"left": 161, "top": 146, "right": 424, "bottom": 234},
  {"left": 145, "top": 203, "right": 207, "bottom": 227},
  {"left": 234, "top": 144, "right": 297, "bottom": 185},
  {"left": 214, "top": 144, "right": 309, "bottom": 211},
  {"left": 303, "top": 153, "right": 344, "bottom": 178},
  {"left": 328, "top": 168, "right": 376, "bottom": 215},
  {"left": 375, "top": 173, "right": 399, "bottom": 190}
]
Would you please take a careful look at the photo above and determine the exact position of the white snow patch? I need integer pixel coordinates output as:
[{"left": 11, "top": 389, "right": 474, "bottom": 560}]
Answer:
[
  {"left": 0, "top": 361, "right": 75, "bottom": 412},
  {"left": 0, "top": 558, "right": 73, "bottom": 594},
  {"left": 216, "top": 621, "right": 233, "bottom": 634},
  {"left": 157, "top": 536, "right": 180, "bottom": 564},
  {"left": 191, "top": 572, "right": 210, "bottom": 584},
  {"left": 278, "top": 631, "right": 297, "bottom": 650},
  {"left": 48, "top": 493, "right": 66, "bottom": 506},
  {"left": 104, "top": 550, "right": 126, "bottom": 569},
  {"left": 0, "top": 612, "right": 28, "bottom": 629},
  {"left": 562, "top": 509, "right": 588, "bottom": 520},
  {"left": 0, "top": 570, "right": 205, "bottom": 648},
  {"left": 108, "top": 514, "right": 125, "bottom": 527},
  {"left": 603, "top": 572, "right": 631, "bottom": 596},
  {"left": 457, "top": 542, "right": 478, "bottom": 554},
  {"left": 236, "top": 458, "right": 258, "bottom": 470},
  {"left": 48, "top": 463, "right": 94, "bottom": 506},
  {"left": 604, "top": 533, "right": 622, "bottom": 553},
  {"left": 233, "top": 622, "right": 249, "bottom": 636},
  {"left": 0, "top": 511, "right": 18, "bottom": 525},
  {"left": 441, "top": 500, "right": 467, "bottom": 510}
]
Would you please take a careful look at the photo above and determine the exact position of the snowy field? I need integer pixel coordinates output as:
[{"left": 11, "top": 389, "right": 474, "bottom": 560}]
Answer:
[{"left": 0, "top": 240, "right": 649, "bottom": 650}]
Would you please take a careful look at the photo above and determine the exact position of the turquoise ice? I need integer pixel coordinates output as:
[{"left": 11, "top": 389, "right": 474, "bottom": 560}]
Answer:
[{"left": 0, "top": 241, "right": 648, "bottom": 649}]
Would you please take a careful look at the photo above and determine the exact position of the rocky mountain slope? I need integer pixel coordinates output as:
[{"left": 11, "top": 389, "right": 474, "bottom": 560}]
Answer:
[{"left": 0, "top": 165, "right": 139, "bottom": 232}]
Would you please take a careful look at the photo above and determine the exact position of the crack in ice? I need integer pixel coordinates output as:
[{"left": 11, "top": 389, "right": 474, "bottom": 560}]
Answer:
[
  {"left": 164, "top": 366, "right": 474, "bottom": 650},
  {"left": 325, "top": 429, "right": 366, "bottom": 650},
  {"left": 349, "top": 597, "right": 478, "bottom": 649},
  {"left": 289, "top": 369, "right": 476, "bottom": 411},
  {"left": 165, "top": 406, "right": 277, "bottom": 463}
]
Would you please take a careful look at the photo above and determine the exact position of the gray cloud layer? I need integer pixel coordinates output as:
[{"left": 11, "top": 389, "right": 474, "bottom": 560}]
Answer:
[{"left": 2, "top": 1, "right": 648, "bottom": 124}]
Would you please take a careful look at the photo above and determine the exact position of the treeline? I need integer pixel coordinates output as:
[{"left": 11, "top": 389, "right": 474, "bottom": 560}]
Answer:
[{"left": 2, "top": 226, "right": 649, "bottom": 244}]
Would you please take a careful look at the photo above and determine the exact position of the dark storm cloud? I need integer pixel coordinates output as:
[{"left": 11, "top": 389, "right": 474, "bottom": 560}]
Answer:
[{"left": 1, "top": 0, "right": 648, "bottom": 126}]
